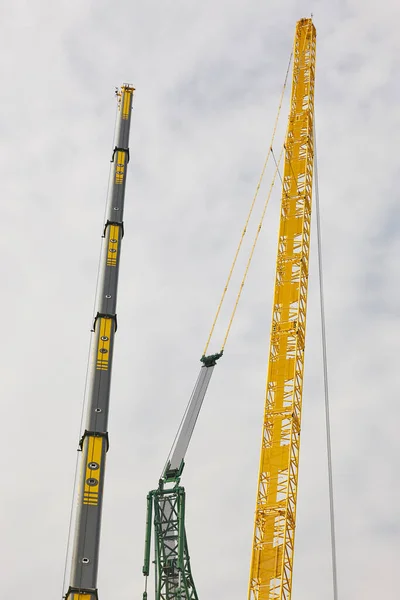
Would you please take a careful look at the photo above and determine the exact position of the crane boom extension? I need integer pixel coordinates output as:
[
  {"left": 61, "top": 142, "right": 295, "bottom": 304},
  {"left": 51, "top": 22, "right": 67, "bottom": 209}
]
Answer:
[
  {"left": 66, "top": 85, "right": 134, "bottom": 600},
  {"left": 248, "top": 19, "right": 316, "bottom": 600},
  {"left": 143, "top": 353, "right": 222, "bottom": 600},
  {"left": 166, "top": 352, "right": 222, "bottom": 477},
  {"left": 168, "top": 365, "right": 213, "bottom": 473}
]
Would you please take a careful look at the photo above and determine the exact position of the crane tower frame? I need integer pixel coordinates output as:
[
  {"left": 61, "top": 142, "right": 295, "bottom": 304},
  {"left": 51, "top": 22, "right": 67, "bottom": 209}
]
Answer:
[{"left": 249, "top": 18, "right": 316, "bottom": 600}]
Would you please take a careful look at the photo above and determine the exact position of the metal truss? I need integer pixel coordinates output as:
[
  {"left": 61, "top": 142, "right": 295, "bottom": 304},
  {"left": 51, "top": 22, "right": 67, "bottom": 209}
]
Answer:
[{"left": 249, "top": 18, "right": 317, "bottom": 600}]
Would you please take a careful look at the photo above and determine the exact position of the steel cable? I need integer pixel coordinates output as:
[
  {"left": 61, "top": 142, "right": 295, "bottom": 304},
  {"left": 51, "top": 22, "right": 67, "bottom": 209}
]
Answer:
[
  {"left": 314, "top": 118, "right": 339, "bottom": 600},
  {"left": 221, "top": 144, "right": 284, "bottom": 350},
  {"left": 203, "top": 52, "right": 293, "bottom": 356}
]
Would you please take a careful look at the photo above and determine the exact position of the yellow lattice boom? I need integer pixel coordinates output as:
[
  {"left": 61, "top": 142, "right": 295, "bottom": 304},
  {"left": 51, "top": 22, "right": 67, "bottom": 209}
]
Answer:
[{"left": 248, "top": 18, "right": 316, "bottom": 600}]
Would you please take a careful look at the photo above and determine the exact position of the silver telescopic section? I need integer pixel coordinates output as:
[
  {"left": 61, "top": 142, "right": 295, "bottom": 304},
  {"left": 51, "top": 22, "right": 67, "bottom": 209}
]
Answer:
[
  {"left": 67, "top": 85, "right": 134, "bottom": 600},
  {"left": 168, "top": 362, "right": 217, "bottom": 474}
]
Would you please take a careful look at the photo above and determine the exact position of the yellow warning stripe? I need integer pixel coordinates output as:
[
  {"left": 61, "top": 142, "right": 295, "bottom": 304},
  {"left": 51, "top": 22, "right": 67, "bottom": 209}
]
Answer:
[
  {"left": 122, "top": 90, "right": 132, "bottom": 119},
  {"left": 96, "top": 318, "right": 112, "bottom": 370},
  {"left": 107, "top": 224, "right": 120, "bottom": 267},
  {"left": 115, "top": 150, "right": 126, "bottom": 185},
  {"left": 83, "top": 436, "right": 103, "bottom": 506}
]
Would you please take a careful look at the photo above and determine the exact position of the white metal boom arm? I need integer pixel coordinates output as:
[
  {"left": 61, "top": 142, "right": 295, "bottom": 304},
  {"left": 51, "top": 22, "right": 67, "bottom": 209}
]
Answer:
[{"left": 163, "top": 352, "right": 222, "bottom": 480}]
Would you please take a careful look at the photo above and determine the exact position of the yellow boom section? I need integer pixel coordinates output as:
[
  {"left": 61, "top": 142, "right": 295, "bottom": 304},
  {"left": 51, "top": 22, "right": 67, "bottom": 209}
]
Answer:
[{"left": 249, "top": 18, "right": 316, "bottom": 600}]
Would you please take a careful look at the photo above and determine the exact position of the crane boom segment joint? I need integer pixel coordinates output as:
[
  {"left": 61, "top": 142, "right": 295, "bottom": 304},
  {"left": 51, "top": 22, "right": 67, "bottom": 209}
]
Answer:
[
  {"left": 111, "top": 145, "right": 130, "bottom": 163},
  {"left": 92, "top": 311, "right": 118, "bottom": 332},
  {"left": 78, "top": 430, "right": 110, "bottom": 452},
  {"left": 102, "top": 219, "right": 125, "bottom": 238}
]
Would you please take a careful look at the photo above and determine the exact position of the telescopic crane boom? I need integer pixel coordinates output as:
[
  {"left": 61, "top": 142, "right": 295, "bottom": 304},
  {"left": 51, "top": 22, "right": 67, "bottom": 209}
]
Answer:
[{"left": 65, "top": 84, "right": 134, "bottom": 600}]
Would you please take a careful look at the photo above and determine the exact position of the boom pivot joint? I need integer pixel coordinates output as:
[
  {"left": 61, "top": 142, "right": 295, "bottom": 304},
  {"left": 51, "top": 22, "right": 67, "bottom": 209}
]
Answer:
[{"left": 200, "top": 350, "right": 223, "bottom": 367}]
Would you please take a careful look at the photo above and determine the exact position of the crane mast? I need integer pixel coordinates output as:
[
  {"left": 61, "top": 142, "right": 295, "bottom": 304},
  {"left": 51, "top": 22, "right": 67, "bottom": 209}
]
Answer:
[
  {"left": 248, "top": 18, "right": 316, "bottom": 600},
  {"left": 65, "top": 84, "right": 134, "bottom": 600}
]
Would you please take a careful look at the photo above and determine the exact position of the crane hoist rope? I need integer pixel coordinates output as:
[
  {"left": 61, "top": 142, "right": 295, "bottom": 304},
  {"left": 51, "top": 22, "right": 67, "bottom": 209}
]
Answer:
[
  {"left": 221, "top": 143, "right": 284, "bottom": 351},
  {"left": 203, "top": 51, "right": 293, "bottom": 357},
  {"left": 314, "top": 119, "right": 339, "bottom": 600}
]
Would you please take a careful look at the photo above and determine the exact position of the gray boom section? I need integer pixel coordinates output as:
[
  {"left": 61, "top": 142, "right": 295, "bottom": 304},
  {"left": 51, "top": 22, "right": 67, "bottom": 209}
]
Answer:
[
  {"left": 168, "top": 365, "right": 215, "bottom": 472},
  {"left": 66, "top": 85, "right": 134, "bottom": 600}
]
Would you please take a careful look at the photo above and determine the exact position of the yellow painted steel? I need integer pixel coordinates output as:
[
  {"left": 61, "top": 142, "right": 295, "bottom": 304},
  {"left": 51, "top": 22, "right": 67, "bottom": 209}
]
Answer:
[
  {"left": 107, "top": 224, "right": 120, "bottom": 267},
  {"left": 96, "top": 317, "right": 112, "bottom": 371},
  {"left": 115, "top": 150, "right": 126, "bottom": 185},
  {"left": 116, "top": 84, "right": 135, "bottom": 116},
  {"left": 249, "top": 18, "right": 316, "bottom": 600},
  {"left": 122, "top": 87, "right": 133, "bottom": 119},
  {"left": 70, "top": 594, "right": 97, "bottom": 599},
  {"left": 83, "top": 436, "right": 103, "bottom": 506}
]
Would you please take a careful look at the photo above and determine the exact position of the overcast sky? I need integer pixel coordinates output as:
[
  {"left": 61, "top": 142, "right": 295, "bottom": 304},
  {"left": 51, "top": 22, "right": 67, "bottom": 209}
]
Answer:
[{"left": 0, "top": 1, "right": 399, "bottom": 599}]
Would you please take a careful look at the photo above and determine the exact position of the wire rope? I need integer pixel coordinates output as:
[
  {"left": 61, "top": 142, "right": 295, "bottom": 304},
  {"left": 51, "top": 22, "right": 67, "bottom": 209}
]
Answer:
[
  {"left": 221, "top": 144, "right": 284, "bottom": 350},
  {"left": 314, "top": 118, "right": 339, "bottom": 600},
  {"left": 203, "top": 53, "right": 293, "bottom": 356}
]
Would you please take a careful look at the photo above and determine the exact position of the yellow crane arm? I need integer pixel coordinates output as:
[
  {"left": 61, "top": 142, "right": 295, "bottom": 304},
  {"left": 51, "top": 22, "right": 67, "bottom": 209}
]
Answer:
[{"left": 248, "top": 18, "right": 316, "bottom": 600}]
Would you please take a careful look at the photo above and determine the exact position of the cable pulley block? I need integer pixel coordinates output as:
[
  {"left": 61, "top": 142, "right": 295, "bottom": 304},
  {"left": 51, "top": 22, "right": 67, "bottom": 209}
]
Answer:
[{"left": 200, "top": 351, "right": 223, "bottom": 367}]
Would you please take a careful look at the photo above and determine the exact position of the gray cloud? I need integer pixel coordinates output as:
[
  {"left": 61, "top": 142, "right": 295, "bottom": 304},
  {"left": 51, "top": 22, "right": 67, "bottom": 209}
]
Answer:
[{"left": 0, "top": 1, "right": 398, "bottom": 599}]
